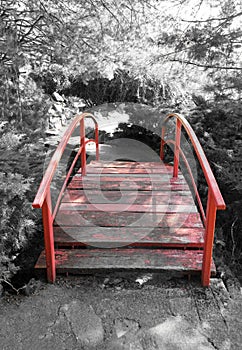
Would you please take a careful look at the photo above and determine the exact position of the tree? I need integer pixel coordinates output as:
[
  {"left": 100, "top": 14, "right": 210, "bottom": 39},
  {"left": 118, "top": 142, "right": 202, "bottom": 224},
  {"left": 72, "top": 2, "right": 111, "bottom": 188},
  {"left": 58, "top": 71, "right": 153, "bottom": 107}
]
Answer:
[{"left": 156, "top": 0, "right": 242, "bottom": 100}]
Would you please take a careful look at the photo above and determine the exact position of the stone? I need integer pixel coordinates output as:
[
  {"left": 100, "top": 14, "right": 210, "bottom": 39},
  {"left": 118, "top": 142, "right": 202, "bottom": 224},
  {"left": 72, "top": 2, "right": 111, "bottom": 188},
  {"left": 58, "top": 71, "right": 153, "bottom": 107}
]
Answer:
[
  {"left": 53, "top": 92, "right": 64, "bottom": 102},
  {"left": 60, "top": 300, "right": 104, "bottom": 348},
  {"left": 108, "top": 316, "right": 215, "bottom": 350},
  {"left": 147, "top": 317, "right": 214, "bottom": 350},
  {"left": 22, "top": 278, "right": 43, "bottom": 296},
  {"left": 53, "top": 103, "right": 63, "bottom": 114},
  {"left": 114, "top": 318, "right": 140, "bottom": 338}
]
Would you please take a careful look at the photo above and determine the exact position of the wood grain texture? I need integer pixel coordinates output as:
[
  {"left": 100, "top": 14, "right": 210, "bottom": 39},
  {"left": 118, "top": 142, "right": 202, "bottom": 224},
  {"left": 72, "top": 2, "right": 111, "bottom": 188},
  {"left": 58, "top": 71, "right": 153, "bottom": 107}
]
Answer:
[
  {"left": 62, "top": 190, "right": 193, "bottom": 204},
  {"left": 84, "top": 167, "right": 177, "bottom": 174},
  {"left": 35, "top": 248, "right": 216, "bottom": 275},
  {"left": 88, "top": 161, "right": 175, "bottom": 169},
  {"left": 67, "top": 180, "right": 189, "bottom": 191},
  {"left": 54, "top": 211, "right": 203, "bottom": 228},
  {"left": 59, "top": 202, "right": 198, "bottom": 213},
  {"left": 54, "top": 226, "right": 205, "bottom": 248},
  {"left": 73, "top": 174, "right": 185, "bottom": 182}
]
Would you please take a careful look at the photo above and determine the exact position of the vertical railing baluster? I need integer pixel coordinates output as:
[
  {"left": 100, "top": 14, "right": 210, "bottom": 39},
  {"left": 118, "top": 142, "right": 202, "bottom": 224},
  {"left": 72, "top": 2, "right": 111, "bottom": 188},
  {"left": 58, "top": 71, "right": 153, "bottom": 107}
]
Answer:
[
  {"left": 173, "top": 119, "right": 182, "bottom": 177},
  {"left": 42, "top": 189, "right": 56, "bottom": 283},
  {"left": 80, "top": 118, "right": 86, "bottom": 176},
  {"left": 95, "top": 124, "right": 99, "bottom": 161},
  {"left": 202, "top": 189, "right": 217, "bottom": 287},
  {"left": 160, "top": 125, "right": 166, "bottom": 160}
]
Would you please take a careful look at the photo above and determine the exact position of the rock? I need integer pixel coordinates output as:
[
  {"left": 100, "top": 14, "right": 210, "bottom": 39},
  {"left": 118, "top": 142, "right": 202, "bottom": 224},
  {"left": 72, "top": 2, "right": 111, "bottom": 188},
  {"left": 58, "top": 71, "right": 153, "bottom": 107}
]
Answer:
[
  {"left": 113, "top": 278, "right": 123, "bottom": 285},
  {"left": 53, "top": 103, "right": 63, "bottom": 114},
  {"left": 60, "top": 300, "right": 104, "bottom": 348},
  {"left": 135, "top": 273, "right": 153, "bottom": 286},
  {"left": 108, "top": 316, "right": 215, "bottom": 350},
  {"left": 22, "top": 278, "right": 43, "bottom": 296},
  {"left": 148, "top": 317, "right": 214, "bottom": 350},
  {"left": 73, "top": 100, "right": 86, "bottom": 110},
  {"left": 53, "top": 92, "right": 64, "bottom": 102},
  {"left": 114, "top": 318, "right": 140, "bottom": 338},
  {"left": 104, "top": 277, "right": 110, "bottom": 285}
]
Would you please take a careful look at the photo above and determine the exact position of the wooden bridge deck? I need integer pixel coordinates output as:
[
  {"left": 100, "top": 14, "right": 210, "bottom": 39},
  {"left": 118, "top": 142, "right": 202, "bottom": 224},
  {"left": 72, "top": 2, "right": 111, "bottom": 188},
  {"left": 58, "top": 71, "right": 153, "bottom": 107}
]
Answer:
[{"left": 35, "top": 160, "right": 216, "bottom": 277}]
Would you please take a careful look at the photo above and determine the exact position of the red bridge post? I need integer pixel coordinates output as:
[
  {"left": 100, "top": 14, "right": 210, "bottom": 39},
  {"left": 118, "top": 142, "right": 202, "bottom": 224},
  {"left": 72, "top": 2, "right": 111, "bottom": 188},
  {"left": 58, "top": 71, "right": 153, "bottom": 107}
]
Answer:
[
  {"left": 80, "top": 118, "right": 86, "bottom": 176},
  {"left": 42, "top": 190, "right": 56, "bottom": 283},
  {"left": 202, "top": 190, "right": 217, "bottom": 286},
  {"left": 173, "top": 118, "right": 181, "bottom": 178}
]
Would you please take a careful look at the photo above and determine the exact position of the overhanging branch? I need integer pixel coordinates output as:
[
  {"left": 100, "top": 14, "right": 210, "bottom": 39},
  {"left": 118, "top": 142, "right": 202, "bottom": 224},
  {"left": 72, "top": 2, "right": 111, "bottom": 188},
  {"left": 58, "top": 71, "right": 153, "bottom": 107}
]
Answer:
[
  {"left": 169, "top": 58, "right": 242, "bottom": 70},
  {"left": 18, "top": 15, "right": 44, "bottom": 44},
  {"left": 181, "top": 11, "right": 242, "bottom": 23}
]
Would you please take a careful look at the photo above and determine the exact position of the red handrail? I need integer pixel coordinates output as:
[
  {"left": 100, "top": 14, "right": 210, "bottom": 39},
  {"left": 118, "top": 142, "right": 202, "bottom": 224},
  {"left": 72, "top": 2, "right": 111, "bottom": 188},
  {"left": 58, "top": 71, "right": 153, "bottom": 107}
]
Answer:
[
  {"left": 161, "top": 113, "right": 225, "bottom": 209},
  {"left": 160, "top": 113, "right": 226, "bottom": 287},
  {"left": 32, "top": 113, "right": 99, "bottom": 282},
  {"left": 33, "top": 113, "right": 99, "bottom": 208}
]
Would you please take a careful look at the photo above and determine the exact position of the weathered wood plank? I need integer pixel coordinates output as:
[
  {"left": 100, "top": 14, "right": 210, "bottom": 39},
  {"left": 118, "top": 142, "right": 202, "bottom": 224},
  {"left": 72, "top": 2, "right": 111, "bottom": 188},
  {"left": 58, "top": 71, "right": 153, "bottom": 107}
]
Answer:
[
  {"left": 67, "top": 180, "right": 189, "bottom": 191},
  {"left": 84, "top": 167, "right": 177, "bottom": 174},
  {"left": 74, "top": 174, "right": 185, "bottom": 182},
  {"left": 59, "top": 202, "right": 198, "bottom": 213},
  {"left": 54, "top": 212, "right": 203, "bottom": 228},
  {"left": 54, "top": 226, "right": 205, "bottom": 247},
  {"left": 62, "top": 190, "right": 193, "bottom": 204},
  {"left": 35, "top": 248, "right": 216, "bottom": 275},
  {"left": 83, "top": 173, "right": 183, "bottom": 178},
  {"left": 71, "top": 176, "right": 187, "bottom": 185},
  {"left": 89, "top": 161, "right": 174, "bottom": 169}
]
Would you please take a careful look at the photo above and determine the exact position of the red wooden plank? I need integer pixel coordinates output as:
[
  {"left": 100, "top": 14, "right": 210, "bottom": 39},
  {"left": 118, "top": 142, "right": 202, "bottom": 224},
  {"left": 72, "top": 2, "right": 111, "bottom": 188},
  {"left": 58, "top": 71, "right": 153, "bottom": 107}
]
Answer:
[
  {"left": 54, "top": 211, "right": 204, "bottom": 228},
  {"left": 59, "top": 202, "right": 198, "bottom": 213},
  {"left": 73, "top": 175, "right": 185, "bottom": 183},
  {"left": 35, "top": 248, "right": 216, "bottom": 275},
  {"left": 62, "top": 190, "right": 193, "bottom": 204},
  {"left": 67, "top": 180, "right": 189, "bottom": 191},
  {"left": 84, "top": 167, "right": 178, "bottom": 174},
  {"left": 54, "top": 226, "right": 205, "bottom": 247},
  {"left": 89, "top": 161, "right": 174, "bottom": 169},
  {"left": 84, "top": 172, "right": 183, "bottom": 178}
]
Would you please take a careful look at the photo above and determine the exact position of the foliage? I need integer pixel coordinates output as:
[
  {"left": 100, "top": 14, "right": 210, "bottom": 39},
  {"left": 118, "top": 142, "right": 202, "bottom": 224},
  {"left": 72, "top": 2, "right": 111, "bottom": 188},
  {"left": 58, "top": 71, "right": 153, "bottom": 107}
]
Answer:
[
  {"left": 157, "top": 0, "right": 242, "bottom": 100},
  {"left": 0, "top": 123, "right": 46, "bottom": 285},
  {"left": 61, "top": 70, "right": 171, "bottom": 107},
  {"left": 187, "top": 100, "right": 242, "bottom": 272},
  {"left": 0, "top": 0, "right": 242, "bottom": 286},
  {"left": 0, "top": 172, "right": 36, "bottom": 280}
]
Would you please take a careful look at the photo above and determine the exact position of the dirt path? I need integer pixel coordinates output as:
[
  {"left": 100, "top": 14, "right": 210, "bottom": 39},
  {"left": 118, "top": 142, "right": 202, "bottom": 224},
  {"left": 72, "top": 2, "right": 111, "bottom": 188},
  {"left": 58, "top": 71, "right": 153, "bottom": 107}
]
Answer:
[{"left": 0, "top": 275, "right": 241, "bottom": 350}]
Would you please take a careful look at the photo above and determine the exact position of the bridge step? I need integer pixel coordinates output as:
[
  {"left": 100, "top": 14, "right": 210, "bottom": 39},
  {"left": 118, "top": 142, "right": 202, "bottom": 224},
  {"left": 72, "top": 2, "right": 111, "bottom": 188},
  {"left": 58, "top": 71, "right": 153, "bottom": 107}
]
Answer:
[
  {"left": 35, "top": 248, "right": 216, "bottom": 276},
  {"left": 54, "top": 226, "right": 205, "bottom": 248},
  {"left": 54, "top": 211, "right": 203, "bottom": 228},
  {"left": 62, "top": 190, "right": 193, "bottom": 204}
]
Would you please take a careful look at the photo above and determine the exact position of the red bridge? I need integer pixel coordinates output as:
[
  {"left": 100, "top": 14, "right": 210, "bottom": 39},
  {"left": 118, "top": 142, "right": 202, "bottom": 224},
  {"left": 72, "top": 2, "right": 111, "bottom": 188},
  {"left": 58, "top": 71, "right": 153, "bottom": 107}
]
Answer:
[{"left": 32, "top": 112, "right": 225, "bottom": 287}]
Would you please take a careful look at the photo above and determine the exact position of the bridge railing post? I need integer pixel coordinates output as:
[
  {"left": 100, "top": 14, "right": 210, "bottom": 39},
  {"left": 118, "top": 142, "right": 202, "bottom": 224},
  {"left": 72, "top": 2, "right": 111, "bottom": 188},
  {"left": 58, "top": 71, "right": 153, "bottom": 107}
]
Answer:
[
  {"left": 202, "top": 188, "right": 217, "bottom": 287},
  {"left": 173, "top": 119, "right": 182, "bottom": 178},
  {"left": 95, "top": 123, "right": 99, "bottom": 161},
  {"left": 42, "top": 189, "right": 56, "bottom": 283},
  {"left": 160, "top": 125, "right": 166, "bottom": 160},
  {"left": 80, "top": 118, "right": 86, "bottom": 176}
]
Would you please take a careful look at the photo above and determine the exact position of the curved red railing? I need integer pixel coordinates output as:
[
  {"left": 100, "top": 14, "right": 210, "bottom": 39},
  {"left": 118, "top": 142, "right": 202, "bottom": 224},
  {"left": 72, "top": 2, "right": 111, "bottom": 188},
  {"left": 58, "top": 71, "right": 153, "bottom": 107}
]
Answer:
[
  {"left": 32, "top": 113, "right": 99, "bottom": 282},
  {"left": 160, "top": 113, "right": 226, "bottom": 286}
]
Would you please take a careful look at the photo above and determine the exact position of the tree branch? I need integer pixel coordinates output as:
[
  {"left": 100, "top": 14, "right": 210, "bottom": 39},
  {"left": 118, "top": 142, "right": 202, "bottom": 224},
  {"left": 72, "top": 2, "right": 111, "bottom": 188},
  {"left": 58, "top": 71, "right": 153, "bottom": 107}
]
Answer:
[
  {"left": 169, "top": 58, "right": 242, "bottom": 70},
  {"left": 18, "top": 15, "right": 44, "bottom": 44},
  {"left": 100, "top": 0, "right": 121, "bottom": 27},
  {"left": 181, "top": 11, "right": 242, "bottom": 23}
]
